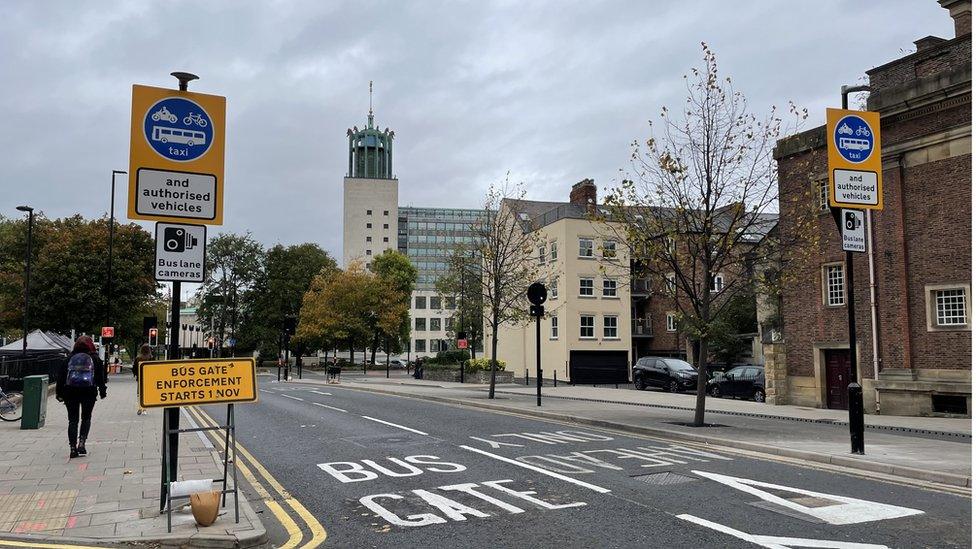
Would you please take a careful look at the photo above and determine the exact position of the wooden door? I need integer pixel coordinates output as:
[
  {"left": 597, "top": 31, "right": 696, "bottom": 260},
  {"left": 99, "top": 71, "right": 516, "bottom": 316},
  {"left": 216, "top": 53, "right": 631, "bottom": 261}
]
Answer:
[{"left": 825, "top": 350, "right": 851, "bottom": 410}]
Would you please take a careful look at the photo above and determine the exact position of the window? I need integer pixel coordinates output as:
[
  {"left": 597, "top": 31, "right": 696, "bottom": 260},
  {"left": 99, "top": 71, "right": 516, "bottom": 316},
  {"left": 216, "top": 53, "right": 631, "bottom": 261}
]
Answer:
[
  {"left": 366, "top": 249, "right": 372, "bottom": 256},
  {"left": 415, "top": 296, "right": 427, "bottom": 309},
  {"left": 384, "top": 210, "right": 389, "bottom": 216},
  {"left": 383, "top": 223, "right": 389, "bottom": 229},
  {"left": 430, "top": 318, "right": 442, "bottom": 331},
  {"left": 711, "top": 273, "right": 725, "bottom": 293},
  {"left": 550, "top": 241, "right": 558, "bottom": 261},
  {"left": 550, "top": 277, "right": 558, "bottom": 300},
  {"left": 383, "top": 237, "right": 389, "bottom": 242},
  {"left": 603, "top": 316, "right": 618, "bottom": 338},
  {"left": 823, "top": 264, "right": 845, "bottom": 306},
  {"left": 366, "top": 222, "right": 372, "bottom": 229},
  {"left": 666, "top": 313, "right": 677, "bottom": 332},
  {"left": 366, "top": 236, "right": 372, "bottom": 242},
  {"left": 603, "top": 279, "right": 617, "bottom": 297},
  {"left": 367, "top": 209, "right": 373, "bottom": 215},
  {"left": 580, "top": 315, "right": 595, "bottom": 338},
  {"left": 550, "top": 317, "right": 559, "bottom": 339},
  {"left": 818, "top": 181, "right": 830, "bottom": 213},
  {"left": 446, "top": 297, "right": 456, "bottom": 309},
  {"left": 665, "top": 273, "right": 676, "bottom": 294},
  {"left": 415, "top": 339, "right": 426, "bottom": 352},
  {"left": 430, "top": 296, "right": 442, "bottom": 310},
  {"left": 926, "top": 285, "right": 971, "bottom": 330},
  {"left": 579, "top": 278, "right": 594, "bottom": 297},
  {"left": 602, "top": 240, "right": 617, "bottom": 259},
  {"left": 415, "top": 318, "right": 426, "bottom": 331},
  {"left": 538, "top": 245, "right": 547, "bottom": 266},
  {"left": 578, "top": 238, "right": 594, "bottom": 258}
]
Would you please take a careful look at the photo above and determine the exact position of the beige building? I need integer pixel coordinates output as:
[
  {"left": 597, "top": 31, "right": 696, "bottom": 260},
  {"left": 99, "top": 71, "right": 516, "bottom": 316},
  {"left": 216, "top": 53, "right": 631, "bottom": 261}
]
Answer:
[{"left": 492, "top": 181, "right": 632, "bottom": 383}]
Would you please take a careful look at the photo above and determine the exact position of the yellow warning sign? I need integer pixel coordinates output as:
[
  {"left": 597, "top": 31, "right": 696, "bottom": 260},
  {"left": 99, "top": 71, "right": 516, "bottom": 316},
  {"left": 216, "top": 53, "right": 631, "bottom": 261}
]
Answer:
[{"left": 139, "top": 358, "right": 257, "bottom": 408}]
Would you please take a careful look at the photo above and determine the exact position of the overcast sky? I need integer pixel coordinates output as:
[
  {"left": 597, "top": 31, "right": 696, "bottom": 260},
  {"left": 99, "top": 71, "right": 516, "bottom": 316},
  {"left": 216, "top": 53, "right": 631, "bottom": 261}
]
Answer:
[{"left": 0, "top": 1, "right": 952, "bottom": 261}]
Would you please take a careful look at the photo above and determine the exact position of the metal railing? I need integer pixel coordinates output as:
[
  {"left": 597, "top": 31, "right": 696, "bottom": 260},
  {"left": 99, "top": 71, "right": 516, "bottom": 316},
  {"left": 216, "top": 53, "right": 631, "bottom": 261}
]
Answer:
[
  {"left": 0, "top": 354, "right": 65, "bottom": 390},
  {"left": 632, "top": 317, "right": 652, "bottom": 336}
]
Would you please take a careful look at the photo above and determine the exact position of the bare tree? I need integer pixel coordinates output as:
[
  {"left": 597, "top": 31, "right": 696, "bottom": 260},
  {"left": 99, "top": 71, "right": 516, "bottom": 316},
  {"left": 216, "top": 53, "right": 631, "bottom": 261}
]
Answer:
[
  {"left": 474, "top": 178, "right": 539, "bottom": 399},
  {"left": 603, "top": 43, "right": 814, "bottom": 426}
]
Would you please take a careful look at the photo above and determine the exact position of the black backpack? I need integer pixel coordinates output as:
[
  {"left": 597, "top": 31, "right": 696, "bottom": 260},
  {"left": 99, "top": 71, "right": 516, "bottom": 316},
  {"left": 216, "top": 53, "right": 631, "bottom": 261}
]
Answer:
[{"left": 66, "top": 353, "right": 95, "bottom": 388}]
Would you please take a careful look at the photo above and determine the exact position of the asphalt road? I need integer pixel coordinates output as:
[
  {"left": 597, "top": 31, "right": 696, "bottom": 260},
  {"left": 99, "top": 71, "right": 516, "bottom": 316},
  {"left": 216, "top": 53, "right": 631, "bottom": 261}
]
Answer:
[{"left": 201, "top": 378, "right": 971, "bottom": 548}]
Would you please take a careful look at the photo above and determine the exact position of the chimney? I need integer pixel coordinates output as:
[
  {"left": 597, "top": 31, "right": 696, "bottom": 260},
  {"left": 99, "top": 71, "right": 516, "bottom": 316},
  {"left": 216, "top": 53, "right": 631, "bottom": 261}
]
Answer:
[
  {"left": 914, "top": 35, "right": 948, "bottom": 51},
  {"left": 939, "top": 0, "right": 972, "bottom": 37},
  {"left": 569, "top": 179, "right": 597, "bottom": 212}
]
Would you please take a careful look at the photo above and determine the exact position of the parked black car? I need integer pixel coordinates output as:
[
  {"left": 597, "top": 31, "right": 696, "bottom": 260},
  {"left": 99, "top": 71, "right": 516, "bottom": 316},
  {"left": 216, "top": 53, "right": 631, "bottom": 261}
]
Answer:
[
  {"left": 633, "top": 357, "right": 699, "bottom": 393},
  {"left": 706, "top": 365, "right": 765, "bottom": 402}
]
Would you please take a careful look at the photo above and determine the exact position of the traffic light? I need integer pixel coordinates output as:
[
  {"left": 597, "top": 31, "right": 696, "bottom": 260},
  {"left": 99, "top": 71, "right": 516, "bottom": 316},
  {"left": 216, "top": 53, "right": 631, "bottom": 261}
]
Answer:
[
  {"left": 283, "top": 316, "right": 297, "bottom": 336},
  {"left": 148, "top": 328, "right": 158, "bottom": 346}
]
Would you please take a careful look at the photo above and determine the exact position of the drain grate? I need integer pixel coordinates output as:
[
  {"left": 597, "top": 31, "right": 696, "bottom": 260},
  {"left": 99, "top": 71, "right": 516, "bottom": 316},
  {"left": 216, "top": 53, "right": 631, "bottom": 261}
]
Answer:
[{"left": 631, "top": 472, "right": 697, "bottom": 486}]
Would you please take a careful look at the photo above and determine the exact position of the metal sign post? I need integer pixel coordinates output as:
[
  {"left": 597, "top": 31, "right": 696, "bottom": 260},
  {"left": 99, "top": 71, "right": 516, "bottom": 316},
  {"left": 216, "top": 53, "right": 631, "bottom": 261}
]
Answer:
[{"left": 527, "top": 283, "right": 548, "bottom": 407}]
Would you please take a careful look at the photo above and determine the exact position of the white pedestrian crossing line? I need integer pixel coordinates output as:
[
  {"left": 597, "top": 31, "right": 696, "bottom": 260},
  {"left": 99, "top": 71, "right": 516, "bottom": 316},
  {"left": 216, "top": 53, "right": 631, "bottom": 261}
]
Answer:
[
  {"left": 313, "top": 402, "right": 348, "bottom": 413},
  {"left": 458, "top": 445, "right": 611, "bottom": 494},
  {"left": 309, "top": 390, "right": 333, "bottom": 396},
  {"left": 361, "top": 416, "right": 428, "bottom": 435},
  {"left": 282, "top": 394, "right": 305, "bottom": 402}
]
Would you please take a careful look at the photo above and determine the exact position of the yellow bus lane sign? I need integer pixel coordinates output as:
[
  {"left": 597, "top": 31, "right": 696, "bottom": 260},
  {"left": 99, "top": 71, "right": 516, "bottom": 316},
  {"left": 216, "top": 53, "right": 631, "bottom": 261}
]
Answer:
[
  {"left": 827, "top": 107, "right": 883, "bottom": 210},
  {"left": 139, "top": 358, "right": 257, "bottom": 408},
  {"left": 128, "top": 84, "right": 226, "bottom": 225}
]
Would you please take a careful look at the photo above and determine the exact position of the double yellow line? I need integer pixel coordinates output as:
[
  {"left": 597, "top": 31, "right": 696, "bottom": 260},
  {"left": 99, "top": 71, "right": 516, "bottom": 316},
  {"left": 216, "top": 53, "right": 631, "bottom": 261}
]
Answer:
[{"left": 186, "top": 406, "right": 327, "bottom": 548}]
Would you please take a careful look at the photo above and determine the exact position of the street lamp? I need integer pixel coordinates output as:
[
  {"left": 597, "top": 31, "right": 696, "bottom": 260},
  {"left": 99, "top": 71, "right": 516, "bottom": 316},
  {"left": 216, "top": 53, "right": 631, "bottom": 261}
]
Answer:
[
  {"left": 106, "top": 170, "right": 126, "bottom": 360},
  {"left": 15, "top": 206, "right": 34, "bottom": 358}
]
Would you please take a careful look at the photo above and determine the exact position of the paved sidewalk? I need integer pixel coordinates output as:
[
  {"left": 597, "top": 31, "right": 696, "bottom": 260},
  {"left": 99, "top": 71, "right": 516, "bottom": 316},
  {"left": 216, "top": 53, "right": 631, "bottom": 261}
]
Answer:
[
  {"left": 0, "top": 373, "right": 266, "bottom": 547},
  {"left": 290, "top": 373, "right": 972, "bottom": 489}
]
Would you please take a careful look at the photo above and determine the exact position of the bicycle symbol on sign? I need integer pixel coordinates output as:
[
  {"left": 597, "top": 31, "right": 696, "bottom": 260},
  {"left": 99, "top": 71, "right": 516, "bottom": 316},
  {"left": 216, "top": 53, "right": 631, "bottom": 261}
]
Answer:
[
  {"left": 183, "top": 112, "right": 209, "bottom": 128},
  {"left": 855, "top": 126, "right": 871, "bottom": 137}
]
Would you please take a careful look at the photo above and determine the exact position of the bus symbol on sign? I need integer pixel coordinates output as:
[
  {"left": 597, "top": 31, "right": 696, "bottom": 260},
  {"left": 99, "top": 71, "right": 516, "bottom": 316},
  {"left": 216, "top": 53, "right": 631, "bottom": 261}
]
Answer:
[
  {"left": 143, "top": 97, "right": 214, "bottom": 162},
  {"left": 833, "top": 115, "right": 874, "bottom": 163}
]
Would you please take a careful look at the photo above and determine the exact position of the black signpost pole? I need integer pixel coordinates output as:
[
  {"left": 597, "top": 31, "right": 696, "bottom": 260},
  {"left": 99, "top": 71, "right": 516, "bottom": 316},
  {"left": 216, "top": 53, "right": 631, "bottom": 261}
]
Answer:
[{"left": 535, "top": 312, "right": 542, "bottom": 407}]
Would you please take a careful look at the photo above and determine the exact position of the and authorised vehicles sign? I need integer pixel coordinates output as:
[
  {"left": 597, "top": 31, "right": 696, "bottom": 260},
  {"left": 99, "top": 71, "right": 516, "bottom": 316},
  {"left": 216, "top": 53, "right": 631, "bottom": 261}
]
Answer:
[{"left": 827, "top": 108, "right": 883, "bottom": 210}]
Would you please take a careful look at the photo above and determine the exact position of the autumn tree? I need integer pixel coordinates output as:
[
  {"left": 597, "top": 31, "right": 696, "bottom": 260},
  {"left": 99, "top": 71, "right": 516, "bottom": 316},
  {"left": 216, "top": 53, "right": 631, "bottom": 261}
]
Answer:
[
  {"left": 602, "top": 44, "right": 814, "bottom": 426},
  {"left": 368, "top": 250, "right": 417, "bottom": 365},
  {"left": 475, "top": 180, "right": 538, "bottom": 398},
  {"left": 297, "top": 262, "right": 375, "bottom": 363}
]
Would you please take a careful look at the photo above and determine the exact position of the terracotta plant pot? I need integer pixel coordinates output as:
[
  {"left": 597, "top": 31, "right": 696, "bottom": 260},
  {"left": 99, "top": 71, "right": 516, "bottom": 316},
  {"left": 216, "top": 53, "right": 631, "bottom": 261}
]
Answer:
[{"left": 190, "top": 490, "right": 221, "bottom": 526}]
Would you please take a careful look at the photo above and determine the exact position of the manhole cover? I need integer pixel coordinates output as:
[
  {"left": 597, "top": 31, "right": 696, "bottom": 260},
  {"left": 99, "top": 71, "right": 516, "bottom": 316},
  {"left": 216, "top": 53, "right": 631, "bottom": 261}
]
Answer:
[{"left": 631, "top": 472, "right": 697, "bottom": 486}]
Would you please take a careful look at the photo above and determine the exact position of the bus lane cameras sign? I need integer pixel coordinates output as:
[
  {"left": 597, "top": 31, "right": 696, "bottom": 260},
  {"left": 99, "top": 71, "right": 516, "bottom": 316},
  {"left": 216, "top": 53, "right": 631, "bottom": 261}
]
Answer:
[
  {"left": 128, "top": 84, "right": 226, "bottom": 225},
  {"left": 154, "top": 222, "right": 206, "bottom": 282},
  {"left": 827, "top": 107, "right": 883, "bottom": 210}
]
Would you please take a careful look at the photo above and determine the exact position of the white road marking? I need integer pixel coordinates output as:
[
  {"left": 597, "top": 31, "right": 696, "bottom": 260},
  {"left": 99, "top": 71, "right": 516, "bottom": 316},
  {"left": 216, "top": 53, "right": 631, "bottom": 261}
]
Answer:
[
  {"left": 259, "top": 389, "right": 272, "bottom": 394},
  {"left": 693, "top": 471, "right": 924, "bottom": 525},
  {"left": 457, "top": 445, "right": 611, "bottom": 494},
  {"left": 361, "top": 416, "right": 428, "bottom": 435},
  {"left": 308, "top": 390, "right": 332, "bottom": 396},
  {"left": 676, "top": 514, "right": 889, "bottom": 549},
  {"left": 313, "top": 402, "right": 348, "bottom": 413},
  {"left": 282, "top": 394, "right": 304, "bottom": 402}
]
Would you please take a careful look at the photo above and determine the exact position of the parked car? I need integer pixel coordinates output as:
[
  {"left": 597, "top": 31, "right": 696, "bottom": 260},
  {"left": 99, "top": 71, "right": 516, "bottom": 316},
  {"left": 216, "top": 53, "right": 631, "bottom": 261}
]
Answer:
[
  {"left": 633, "top": 357, "right": 699, "bottom": 393},
  {"left": 707, "top": 365, "right": 766, "bottom": 402},
  {"left": 388, "top": 359, "right": 406, "bottom": 369}
]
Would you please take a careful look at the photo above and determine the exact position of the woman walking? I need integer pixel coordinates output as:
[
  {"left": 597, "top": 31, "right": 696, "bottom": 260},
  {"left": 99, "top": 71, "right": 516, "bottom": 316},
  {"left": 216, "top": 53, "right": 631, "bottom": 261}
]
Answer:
[
  {"left": 56, "top": 335, "right": 108, "bottom": 458},
  {"left": 133, "top": 344, "right": 152, "bottom": 415}
]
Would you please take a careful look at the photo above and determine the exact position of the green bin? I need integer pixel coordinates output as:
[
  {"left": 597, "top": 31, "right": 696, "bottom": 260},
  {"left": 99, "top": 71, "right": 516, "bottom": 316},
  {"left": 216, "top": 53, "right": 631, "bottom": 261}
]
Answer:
[{"left": 21, "top": 375, "right": 47, "bottom": 430}]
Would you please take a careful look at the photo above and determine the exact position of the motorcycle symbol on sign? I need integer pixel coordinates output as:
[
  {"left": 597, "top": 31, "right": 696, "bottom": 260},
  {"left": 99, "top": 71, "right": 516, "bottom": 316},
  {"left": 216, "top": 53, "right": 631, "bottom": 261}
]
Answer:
[{"left": 151, "top": 106, "right": 178, "bottom": 123}]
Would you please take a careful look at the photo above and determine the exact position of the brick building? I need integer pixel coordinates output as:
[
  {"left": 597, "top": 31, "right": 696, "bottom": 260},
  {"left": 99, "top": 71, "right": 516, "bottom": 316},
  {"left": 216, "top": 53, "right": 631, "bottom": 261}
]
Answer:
[{"left": 773, "top": 0, "right": 972, "bottom": 416}]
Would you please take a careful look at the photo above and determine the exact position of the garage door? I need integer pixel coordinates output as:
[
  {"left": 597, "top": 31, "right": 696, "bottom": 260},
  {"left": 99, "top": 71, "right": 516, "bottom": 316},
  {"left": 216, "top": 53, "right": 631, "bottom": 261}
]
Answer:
[{"left": 569, "top": 350, "right": 629, "bottom": 384}]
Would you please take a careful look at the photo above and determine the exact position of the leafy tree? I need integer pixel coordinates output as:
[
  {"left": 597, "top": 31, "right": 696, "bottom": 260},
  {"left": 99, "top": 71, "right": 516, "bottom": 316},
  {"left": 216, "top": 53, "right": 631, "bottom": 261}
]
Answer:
[
  {"left": 297, "top": 262, "right": 374, "bottom": 362},
  {"left": 707, "top": 292, "right": 758, "bottom": 367},
  {"left": 602, "top": 44, "right": 813, "bottom": 426},
  {"left": 368, "top": 250, "right": 416, "bottom": 363},
  {"left": 197, "top": 233, "right": 265, "bottom": 355},
  {"left": 435, "top": 246, "right": 484, "bottom": 359},
  {"left": 475, "top": 179, "right": 539, "bottom": 399},
  {"left": 245, "top": 243, "right": 337, "bottom": 359}
]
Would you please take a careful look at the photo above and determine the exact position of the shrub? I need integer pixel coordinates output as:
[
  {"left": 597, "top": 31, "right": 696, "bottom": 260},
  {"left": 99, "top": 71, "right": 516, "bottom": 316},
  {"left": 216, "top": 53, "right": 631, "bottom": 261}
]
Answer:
[{"left": 464, "top": 358, "right": 505, "bottom": 372}]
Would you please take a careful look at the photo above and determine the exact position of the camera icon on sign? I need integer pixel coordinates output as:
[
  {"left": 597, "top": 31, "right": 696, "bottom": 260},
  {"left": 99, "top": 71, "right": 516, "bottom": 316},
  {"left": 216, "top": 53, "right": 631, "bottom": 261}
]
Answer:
[
  {"left": 163, "top": 227, "right": 198, "bottom": 253},
  {"left": 844, "top": 212, "right": 862, "bottom": 231}
]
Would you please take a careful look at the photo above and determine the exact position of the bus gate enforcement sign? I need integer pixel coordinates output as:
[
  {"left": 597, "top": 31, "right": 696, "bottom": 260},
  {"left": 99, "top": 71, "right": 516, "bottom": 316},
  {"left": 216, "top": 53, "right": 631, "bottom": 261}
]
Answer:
[
  {"left": 128, "top": 84, "right": 226, "bottom": 225},
  {"left": 827, "top": 107, "right": 883, "bottom": 210},
  {"left": 139, "top": 358, "right": 257, "bottom": 408}
]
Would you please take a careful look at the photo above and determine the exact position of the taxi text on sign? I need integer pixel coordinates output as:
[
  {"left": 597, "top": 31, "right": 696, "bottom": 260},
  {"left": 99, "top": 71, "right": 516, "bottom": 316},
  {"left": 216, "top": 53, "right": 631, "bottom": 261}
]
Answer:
[
  {"left": 139, "top": 358, "right": 257, "bottom": 408},
  {"left": 827, "top": 108, "right": 883, "bottom": 210},
  {"left": 128, "top": 84, "right": 226, "bottom": 225}
]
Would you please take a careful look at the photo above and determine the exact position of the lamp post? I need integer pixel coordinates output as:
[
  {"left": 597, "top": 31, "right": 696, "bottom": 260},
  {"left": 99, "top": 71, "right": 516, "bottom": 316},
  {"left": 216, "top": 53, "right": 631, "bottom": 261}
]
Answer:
[
  {"left": 106, "top": 170, "right": 126, "bottom": 358},
  {"left": 15, "top": 206, "right": 34, "bottom": 357}
]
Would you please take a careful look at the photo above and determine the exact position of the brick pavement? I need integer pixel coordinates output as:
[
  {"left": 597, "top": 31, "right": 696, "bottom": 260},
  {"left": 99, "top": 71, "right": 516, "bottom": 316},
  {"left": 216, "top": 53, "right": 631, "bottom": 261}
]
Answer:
[{"left": 0, "top": 372, "right": 266, "bottom": 546}]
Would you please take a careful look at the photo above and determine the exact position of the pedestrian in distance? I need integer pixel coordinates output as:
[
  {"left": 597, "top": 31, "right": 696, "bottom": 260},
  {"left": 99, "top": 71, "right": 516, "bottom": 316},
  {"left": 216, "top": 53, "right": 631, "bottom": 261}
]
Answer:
[
  {"left": 133, "top": 343, "right": 152, "bottom": 416},
  {"left": 55, "top": 335, "right": 108, "bottom": 459}
]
